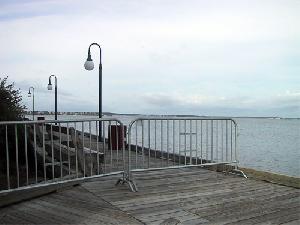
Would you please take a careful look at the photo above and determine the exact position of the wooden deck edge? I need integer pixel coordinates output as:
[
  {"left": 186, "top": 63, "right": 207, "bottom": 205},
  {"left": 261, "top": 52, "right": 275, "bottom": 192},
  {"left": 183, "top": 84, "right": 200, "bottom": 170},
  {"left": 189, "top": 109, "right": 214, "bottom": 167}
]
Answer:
[
  {"left": 239, "top": 167, "right": 300, "bottom": 189},
  {"left": 0, "top": 179, "right": 83, "bottom": 208},
  {"left": 204, "top": 164, "right": 300, "bottom": 189}
]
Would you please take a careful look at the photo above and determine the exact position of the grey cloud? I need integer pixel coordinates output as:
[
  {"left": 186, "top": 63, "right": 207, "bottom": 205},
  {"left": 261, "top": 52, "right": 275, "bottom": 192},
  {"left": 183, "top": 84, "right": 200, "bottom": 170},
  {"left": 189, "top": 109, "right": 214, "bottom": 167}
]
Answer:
[
  {"left": 142, "top": 93, "right": 180, "bottom": 107},
  {"left": 16, "top": 79, "right": 73, "bottom": 97},
  {"left": 138, "top": 92, "right": 300, "bottom": 117}
]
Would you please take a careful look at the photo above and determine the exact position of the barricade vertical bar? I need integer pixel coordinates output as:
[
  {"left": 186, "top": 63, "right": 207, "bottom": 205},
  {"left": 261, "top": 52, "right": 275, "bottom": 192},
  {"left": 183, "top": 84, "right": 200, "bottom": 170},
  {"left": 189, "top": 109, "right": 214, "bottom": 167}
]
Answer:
[
  {"left": 196, "top": 120, "right": 198, "bottom": 165},
  {"left": 122, "top": 124, "right": 125, "bottom": 178},
  {"left": 161, "top": 120, "right": 163, "bottom": 166},
  {"left": 167, "top": 120, "right": 169, "bottom": 166},
  {"left": 211, "top": 120, "right": 213, "bottom": 162},
  {"left": 206, "top": 120, "right": 208, "bottom": 161},
  {"left": 103, "top": 121, "right": 106, "bottom": 174},
  {"left": 59, "top": 123, "right": 63, "bottom": 179},
  {"left": 231, "top": 121, "right": 233, "bottom": 162},
  {"left": 173, "top": 120, "right": 175, "bottom": 165},
  {"left": 184, "top": 120, "right": 187, "bottom": 165},
  {"left": 234, "top": 122, "right": 238, "bottom": 169},
  {"left": 43, "top": 124, "right": 46, "bottom": 181},
  {"left": 190, "top": 120, "right": 192, "bottom": 164},
  {"left": 200, "top": 120, "right": 203, "bottom": 164},
  {"left": 116, "top": 121, "right": 119, "bottom": 170},
  {"left": 51, "top": 124, "right": 54, "bottom": 180},
  {"left": 216, "top": 120, "right": 219, "bottom": 162},
  {"left": 128, "top": 124, "right": 132, "bottom": 180},
  {"left": 109, "top": 121, "right": 112, "bottom": 172},
  {"left": 67, "top": 123, "right": 70, "bottom": 175},
  {"left": 15, "top": 124, "right": 19, "bottom": 188},
  {"left": 135, "top": 122, "right": 138, "bottom": 169},
  {"left": 154, "top": 120, "right": 157, "bottom": 160},
  {"left": 74, "top": 123, "right": 78, "bottom": 178},
  {"left": 5, "top": 125, "right": 10, "bottom": 189},
  {"left": 226, "top": 120, "right": 228, "bottom": 161},
  {"left": 82, "top": 122, "right": 85, "bottom": 177},
  {"left": 24, "top": 124, "right": 28, "bottom": 185},
  {"left": 141, "top": 120, "right": 144, "bottom": 168},
  {"left": 96, "top": 121, "right": 99, "bottom": 174},
  {"left": 33, "top": 124, "right": 38, "bottom": 183},
  {"left": 89, "top": 121, "right": 92, "bottom": 176},
  {"left": 178, "top": 120, "right": 181, "bottom": 166},
  {"left": 221, "top": 120, "right": 224, "bottom": 162},
  {"left": 148, "top": 120, "right": 150, "bottom": 168}
]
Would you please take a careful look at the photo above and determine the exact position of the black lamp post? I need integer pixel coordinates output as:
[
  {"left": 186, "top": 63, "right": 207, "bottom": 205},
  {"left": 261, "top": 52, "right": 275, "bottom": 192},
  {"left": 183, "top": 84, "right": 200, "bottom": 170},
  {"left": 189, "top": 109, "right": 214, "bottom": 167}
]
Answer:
[
  {"left": 47, "top": 75, "right": 58, "bottom": 121},
  {"left": 28, "top": 87, "right": 35, "bottom": 120},
  {"left": 84, "top": 43, "right": 102, "bottom": 119}
]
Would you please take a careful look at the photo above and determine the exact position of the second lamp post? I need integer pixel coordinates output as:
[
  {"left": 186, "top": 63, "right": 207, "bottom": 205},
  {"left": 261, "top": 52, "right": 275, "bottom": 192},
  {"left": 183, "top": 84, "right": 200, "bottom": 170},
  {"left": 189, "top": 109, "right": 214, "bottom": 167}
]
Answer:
[
  {"left": 84, "top": 43, "right": 102, "bottom": 119},
  {"left": 48, "top": 75, "right": 58, "bottom": 120}
]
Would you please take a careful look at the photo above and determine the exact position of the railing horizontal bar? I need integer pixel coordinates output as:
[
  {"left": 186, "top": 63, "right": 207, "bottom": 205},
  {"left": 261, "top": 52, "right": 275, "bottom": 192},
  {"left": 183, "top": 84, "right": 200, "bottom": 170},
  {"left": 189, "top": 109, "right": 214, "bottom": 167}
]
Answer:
[
  {"left": 130, "top": 161, "right": 237, "bottom": 173},
  {"left": 0, "top": 117, "right": 123, "bottom": 125},
  {"left": 180, "top": 132, "right": 197, "bottom": 135}
]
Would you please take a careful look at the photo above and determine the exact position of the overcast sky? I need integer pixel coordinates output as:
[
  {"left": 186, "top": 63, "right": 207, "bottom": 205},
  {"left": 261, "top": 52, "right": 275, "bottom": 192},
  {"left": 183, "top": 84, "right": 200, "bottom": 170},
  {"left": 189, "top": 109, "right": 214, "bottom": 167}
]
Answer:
[{"left": 0, "top": 0, "right": 299, "bottom": 117}]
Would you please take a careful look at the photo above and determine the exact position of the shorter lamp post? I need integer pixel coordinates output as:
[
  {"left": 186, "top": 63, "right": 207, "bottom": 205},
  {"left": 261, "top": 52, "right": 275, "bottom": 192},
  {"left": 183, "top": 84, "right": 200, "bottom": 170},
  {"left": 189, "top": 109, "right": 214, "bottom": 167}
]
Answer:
[
  {"left": 47, "top": 75, "right": 58, "bottom": 121},
  {"left": 28, "top": 87, "right": 35, "bottom": 120}
]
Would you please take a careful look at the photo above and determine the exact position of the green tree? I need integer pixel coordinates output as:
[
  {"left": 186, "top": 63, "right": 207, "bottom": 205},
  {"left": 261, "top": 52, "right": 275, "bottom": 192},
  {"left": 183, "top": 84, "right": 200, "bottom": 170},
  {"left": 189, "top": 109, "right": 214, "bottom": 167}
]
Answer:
[
  {"left": 0, "top": 76, "right": 26, "bottom": 121},
  {"left": 0, "top": 77, "right": 28, "bottom": 189}
]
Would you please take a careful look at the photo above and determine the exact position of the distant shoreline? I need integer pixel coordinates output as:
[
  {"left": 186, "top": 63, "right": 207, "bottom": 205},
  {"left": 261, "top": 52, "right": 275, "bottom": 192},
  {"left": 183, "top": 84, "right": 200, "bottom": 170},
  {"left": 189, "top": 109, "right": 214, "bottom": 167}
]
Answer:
[{"left": 24, "top": 112, "right": 299, "bottom": 120}]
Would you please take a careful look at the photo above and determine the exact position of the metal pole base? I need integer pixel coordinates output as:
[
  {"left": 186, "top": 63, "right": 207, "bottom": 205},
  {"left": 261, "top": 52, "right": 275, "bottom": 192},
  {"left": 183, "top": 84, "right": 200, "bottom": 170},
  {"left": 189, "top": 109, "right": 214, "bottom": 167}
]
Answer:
[
  {"left": 231, "top": 169, "right": 248, "bottom": 178},
  {"left": 115, "top": 173, "right": 138, "bottom": 192}
]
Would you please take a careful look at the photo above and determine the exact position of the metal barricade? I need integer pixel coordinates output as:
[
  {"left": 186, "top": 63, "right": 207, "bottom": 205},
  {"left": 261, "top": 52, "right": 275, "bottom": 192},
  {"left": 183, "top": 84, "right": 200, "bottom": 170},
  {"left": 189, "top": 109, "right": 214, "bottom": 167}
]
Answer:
[
  {"left": 0, "top": 118, "right": 127, "bottom": 194},
  {"left": 127, "top": 117, "right": 242, "bottom": 189},
  {"left": 0, "top": 117, "right": 245, "bottom": 195}
]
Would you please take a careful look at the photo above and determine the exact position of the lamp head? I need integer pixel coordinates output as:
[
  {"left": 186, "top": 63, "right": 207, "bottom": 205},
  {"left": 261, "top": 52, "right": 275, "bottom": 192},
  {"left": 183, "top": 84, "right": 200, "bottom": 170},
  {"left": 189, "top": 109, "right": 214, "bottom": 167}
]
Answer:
[
  {"left": 47, "top": 83, "right": 53, "bottom": 90},
  {"left": 84, "top": 53, "right": 94, "bottom": 70},
  {"left": 28, "top": 92, "right": 31, "bottom": 97}
]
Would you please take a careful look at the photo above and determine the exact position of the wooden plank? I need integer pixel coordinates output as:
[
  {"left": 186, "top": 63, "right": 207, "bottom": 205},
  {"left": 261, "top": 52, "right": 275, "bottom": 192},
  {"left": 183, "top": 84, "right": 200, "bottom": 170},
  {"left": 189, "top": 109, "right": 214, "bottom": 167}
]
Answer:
[
  {"left": 113, "top": 183, "right": 279, "bottom": 212},
  {"left": 1, "top": 167, "right": 299, "bottom": 225},
  {"left": 105, "top": 180, "right": 286, "bottom": 208},
  {"left": 0, "top": 213, "right": 33, "bottom": 224},
  {"left": 198, "top": 197, "right": 300, "bottom": 225},
  {"left": 91, "top": 176, "right": 244, "bottom": 201},
  {"left": 124, "top": 186, "right": 297, "bottom": 216},
  {"left": 17, "top": 200, "right": 80, "bottom": 224},
  {"left": 138, "top": 210, "right": 202, "bottom": 224},
  {"left": 7, "top": 204, "right": 68, "bottom": 224},
  {"left": 280, "top": 219, "right": 300, "bottom": 225},
  {"left": 102, "top": 177, "right": 276, "bottom": 202},
  {"left": 227, "top": 205, "right": 300, "bottom": 225},
  {"left": 190, "top": 190, "right": 300, "bottom": 217}
]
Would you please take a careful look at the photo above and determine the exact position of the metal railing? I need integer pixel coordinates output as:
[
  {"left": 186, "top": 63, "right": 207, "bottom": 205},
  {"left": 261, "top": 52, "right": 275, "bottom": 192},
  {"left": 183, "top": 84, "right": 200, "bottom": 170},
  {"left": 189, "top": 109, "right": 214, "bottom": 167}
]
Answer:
[
  {"left": 0, "top": 118, "right": 127, "bottom": 193},
  {"left": 127, "top": 117, "right": 241, "bottom": 187},
  {"left": 0, "top": 117, "right": 244, "bottom": 194}
]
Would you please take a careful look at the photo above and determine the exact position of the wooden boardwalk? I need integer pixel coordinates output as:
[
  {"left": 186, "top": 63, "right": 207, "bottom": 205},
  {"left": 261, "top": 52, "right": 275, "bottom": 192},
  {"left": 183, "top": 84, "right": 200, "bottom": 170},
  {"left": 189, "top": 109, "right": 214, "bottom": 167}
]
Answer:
[{"left": 0, "top": 167, "right": 299, "bottom": 225}]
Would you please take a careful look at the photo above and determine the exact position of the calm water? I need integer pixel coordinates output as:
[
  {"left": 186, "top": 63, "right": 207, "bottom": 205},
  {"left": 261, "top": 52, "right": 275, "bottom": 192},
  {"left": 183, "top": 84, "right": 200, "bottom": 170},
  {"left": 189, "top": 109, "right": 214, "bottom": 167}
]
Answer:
[
  {"left": 36, "top": 115, "right": 300, "bottom": 177},
  {"left": 235, "top": 118, "right": 300, "bottom": 177}
]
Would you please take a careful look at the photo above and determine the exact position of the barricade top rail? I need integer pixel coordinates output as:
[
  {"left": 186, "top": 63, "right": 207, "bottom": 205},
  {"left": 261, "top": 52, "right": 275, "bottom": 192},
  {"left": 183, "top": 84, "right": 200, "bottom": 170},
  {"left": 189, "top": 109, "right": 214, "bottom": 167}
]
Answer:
[
  {"left": 0, "top": 117, "right": 123, "bottom": 125},
  {"left": 128, "top": 116, "right": 237, "bottom": 128}
]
